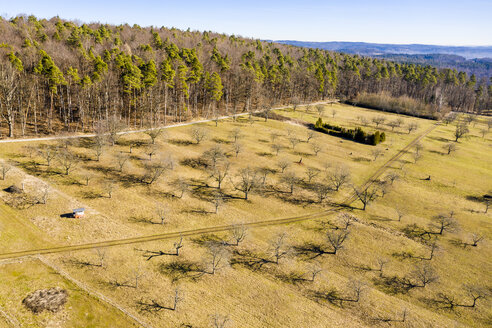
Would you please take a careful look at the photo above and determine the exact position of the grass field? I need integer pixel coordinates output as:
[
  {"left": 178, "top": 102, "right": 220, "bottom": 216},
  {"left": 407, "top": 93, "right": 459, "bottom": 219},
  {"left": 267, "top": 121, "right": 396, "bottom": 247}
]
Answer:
[
  {"left": 0, "top": 102, "right": 490, "bottom": 327},
  {"left": 0, "top": 259, "right": 137, "bottom": 327}
]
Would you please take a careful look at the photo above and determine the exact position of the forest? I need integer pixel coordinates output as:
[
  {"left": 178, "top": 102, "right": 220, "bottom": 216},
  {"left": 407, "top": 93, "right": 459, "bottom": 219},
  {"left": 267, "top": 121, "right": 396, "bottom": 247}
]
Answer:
[{"left": 0, "top": 15, "right": 491, "bottom": 138}]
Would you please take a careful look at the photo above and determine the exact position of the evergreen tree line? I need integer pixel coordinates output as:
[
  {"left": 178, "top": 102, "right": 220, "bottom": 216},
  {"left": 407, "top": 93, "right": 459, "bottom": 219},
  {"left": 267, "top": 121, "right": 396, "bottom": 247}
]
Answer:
[{"left": 0, "top": 15, "right": 490, "bottom": 138}]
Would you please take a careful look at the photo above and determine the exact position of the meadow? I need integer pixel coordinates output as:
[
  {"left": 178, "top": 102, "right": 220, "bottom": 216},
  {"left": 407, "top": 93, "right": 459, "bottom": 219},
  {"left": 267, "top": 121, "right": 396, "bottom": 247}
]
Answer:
[{"left": 0, "top": 103, "right": 490, "bottom": 327}]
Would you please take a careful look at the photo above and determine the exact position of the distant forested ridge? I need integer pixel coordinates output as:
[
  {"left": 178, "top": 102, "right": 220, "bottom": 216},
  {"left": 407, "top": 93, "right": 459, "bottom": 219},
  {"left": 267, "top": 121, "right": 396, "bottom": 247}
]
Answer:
[
  {"left": 274, "top": 41, "right": 492, "bottom": 59},
  {"left": 276, "top": 41, "right": 492, "bottom": 79},
  {"left": 0, "top": 15, "right": 491, "bottom": 138}
]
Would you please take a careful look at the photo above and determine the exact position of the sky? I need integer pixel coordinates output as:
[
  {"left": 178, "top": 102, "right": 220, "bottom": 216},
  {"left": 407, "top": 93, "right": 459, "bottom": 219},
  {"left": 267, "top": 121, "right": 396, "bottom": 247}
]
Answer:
[{"left": 2, "top": 0, "right": 491, "bottom": 46}]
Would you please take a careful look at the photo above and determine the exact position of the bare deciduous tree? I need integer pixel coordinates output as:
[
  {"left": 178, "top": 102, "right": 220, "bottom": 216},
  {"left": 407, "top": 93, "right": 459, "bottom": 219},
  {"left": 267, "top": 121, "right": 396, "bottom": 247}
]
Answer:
[
  {"left": 371, "top": 148, "right": 384, "bottom": 161},
  {"left": 306, "top": 130, "right": 316, "bottom": 143},
  {"left": 203, "top": 144, "right": 226, "bottom": 169},
  {"left": 209, "top": 161, "right": 230, "bottom": 190},
  {"left": 430, "top": 213, "right": 458, "bottom": 235},
  {"left": 466, "top": 233, "right": 484, "bottom": 247},
  {"left": 39, "top": 145, "right": 57, "bottom": 167},
  {"left": 145, "top": 128, "right": 165, "bottom": 144},
  {"left": 232, "top": 167, "right": 259, "bottom": 200},
  {"left": 210, "top": 313, "right": 231, "bottom": 328},
  {"left": 408, "top": 264, "right": 438, "bottom": 288},
  {"left": 115, "top": 152, "right": 129, "bottom": 172},
  {"left": 23, "top": 145, "right": 37, "bottom": 158},
  {"left": 372, "top": 116, "right": 386, "bottom": 127},
  {"left": 413, "top": 150, "right": 422, "bottom": 163},
  {"left": 270, "top": 233, "right": 289, "bottom": 264},
  {"left": 271, "top": 143, "right": 282, "bottom": 156},
  {"left": 1, "top": 162, "right": 11, "bottom": 180},
  {"left": 170, "top": 177, "right": 189, "bottom": 198},
  {"left": 454, "top": 123, "right": 469, "bottom": 142},
  {"left": 311, "top": 142, "right": 322, "bottom": 156},
  {"left": 337, "top": 212, "right": 355, "bottom": 230},
  {"left": 328, "top": 166, "right": 351, "bottom": 191},
  {"left": 39, "top": 184, "right": 50, "bottom": 204},
  {"left": 142, "top": 161, "right": 168, "bottom": 184},
  {"left": 376, "top": 257, "right": 389, "bottom": 277},
  {"left": 331, "top": 108, "right": 338, "bottom": 118},
  {"left": 312, "top": 183, "right": 331, "bottom": 203},
  {"left": 308, "top": 263, "right": 322, "bottom": 281},
  {"left": 305, "top": 167, "right": 320, "bottom": 183},
  {"left": 132, "top": 265, "right": 145, "bottom": 289},
  {"left": 94, "top": 248, "right": 107, "bottom": 268},
  {"left": 387, "top": 120, "right": 400, "bottom": 131},
  {"left": 145, "top": 144, "right": 158, "bottom": 161},
  {"left": 326, "top": 230, "right": 349, "bottom": 254},
  {"left": 407, "top": 122, "right": 419, "bottom": 134},
  {"left": 386, "top": 172, "right": 399, "bottom": 185},
  {"left": 433, "top": 285, "right": 488, "bottom": 310},
  {"left": 395, "top": 207, "right": 405, "bottom": 222},
  {"left": 92, "top": 138, "right": 105, "bottom": 162},
  {"left": 212, "top": 194, "right": 224, "bottom": 214},
  {"left": 232, "top": 142, "right": 242, "bottom": 157},
  {"left": 229, "top": 128, "right": 242, "bottom": 143},
  {"left": 82, "top": 172, "right": 94, "bottom": 186},
  {"left": 172, "top": 287, "right": 183, "bottom": 310},
  {"left": 58, "top": 149, "right": 77, "bottom": 175},
  {"left": 156, "top": 204, "right": 168, "bottom": 224},
  {"left": 205, "top": 243, "right": 230, "bottom": 274},
  {"left": 270, "top": 131, "right": 281, "bottom": 143},
  {"left": 103, "top": 180, "right": 116, "bottom": 198},
  {"left": 352, "top": 185, "right": 380, "bottom": 210},
  {"left": 281, "top": 171, "right": 299, "bottom": 194},
  {"left": 191, "top": 127, "right": 208, "bottom": 144},
  {"left": 316, "top": 104, "right": 325, "bottom": 117},
  {"left": 288, "top": 136, "right": 300, "bottom": 150},
  {"left": 230, "top": 224, "right": 247, "bottom": 246},
  {"left": 276, "top": 158, "right": 291, "bottom": 173}
]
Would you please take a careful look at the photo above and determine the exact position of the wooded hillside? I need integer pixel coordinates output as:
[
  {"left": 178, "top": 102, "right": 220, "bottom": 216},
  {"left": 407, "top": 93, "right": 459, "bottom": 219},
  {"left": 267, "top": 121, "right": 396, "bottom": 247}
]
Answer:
[{"left": 0, "top": 15, "right": 490, "bottom": 137}]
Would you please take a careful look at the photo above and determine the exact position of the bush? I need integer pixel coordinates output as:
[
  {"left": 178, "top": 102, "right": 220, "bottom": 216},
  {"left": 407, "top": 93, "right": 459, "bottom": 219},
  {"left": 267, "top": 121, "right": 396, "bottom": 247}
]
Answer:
[{"left": 313, "top": 118, "right": 385, "bottom": 146}]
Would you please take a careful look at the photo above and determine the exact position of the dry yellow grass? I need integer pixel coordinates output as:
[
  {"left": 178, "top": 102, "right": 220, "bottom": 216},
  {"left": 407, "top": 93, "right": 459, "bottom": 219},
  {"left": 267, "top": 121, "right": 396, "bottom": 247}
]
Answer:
[
  {"left": 0, "top": 259, "right": 137, "bottom": 327},
  {"left": 0, "top": 103, "right": 490, "bottom": 327}
]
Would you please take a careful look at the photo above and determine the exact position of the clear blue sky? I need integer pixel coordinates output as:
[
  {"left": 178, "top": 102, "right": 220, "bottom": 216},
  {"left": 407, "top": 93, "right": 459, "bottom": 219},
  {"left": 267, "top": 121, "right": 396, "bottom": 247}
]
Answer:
[{"left": 2, "top": 0, "right": 491, "bottom": 45}]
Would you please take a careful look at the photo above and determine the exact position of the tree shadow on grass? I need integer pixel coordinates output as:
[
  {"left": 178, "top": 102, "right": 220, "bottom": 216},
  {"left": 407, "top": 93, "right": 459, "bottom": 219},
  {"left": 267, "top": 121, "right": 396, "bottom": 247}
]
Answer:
[
  {"left": 230, "top": 249, "right": 275, "bottom": 271},
  {"left": 293, "top": 242, "right": 334, "bottom": 260},
  {"left": 427, "top": 136, "right": 450, "bottom": 143},
  {"left": 276, "top": 271, "right": 314, "bottom": 285},
  {"left": 351, "top": 156, "right": 371, "bottom": 163},
  {"left": 191, "top": 234, "right": 226, "bottom": 247},
  {"left": 168, "top": 138, "right": 194, "bottom": 146},
  {"left": 159, "top": 259, "right": 205, "bottom": 282},
  {"left": 212, "top": 137, "right": 231, "bottom": 144},
  {"left": 372, "top": 275, "right": 413, "bottom": 295},
  {"left": 78, "top": 190, "right": 103, "bottom": 199},
  {"left": 256, "top": 152, "right": 273, "bottom": 157}
]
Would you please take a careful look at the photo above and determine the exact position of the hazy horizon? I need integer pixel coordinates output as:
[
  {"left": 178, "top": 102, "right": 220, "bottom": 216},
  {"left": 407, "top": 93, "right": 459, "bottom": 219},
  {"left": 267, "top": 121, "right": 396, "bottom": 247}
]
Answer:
[{"left": 2, "top": 0, "right": 492, "bottom": 46}]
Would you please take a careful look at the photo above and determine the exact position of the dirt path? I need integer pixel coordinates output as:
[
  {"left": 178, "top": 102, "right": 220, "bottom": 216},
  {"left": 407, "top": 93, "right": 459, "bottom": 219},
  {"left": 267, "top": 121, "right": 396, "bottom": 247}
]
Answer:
[
  {"left": 0, "top": 102, "right": 327, "bottom": 144},
  {"left": 0, "top": 121, "right": 439, "bottom": 261}
]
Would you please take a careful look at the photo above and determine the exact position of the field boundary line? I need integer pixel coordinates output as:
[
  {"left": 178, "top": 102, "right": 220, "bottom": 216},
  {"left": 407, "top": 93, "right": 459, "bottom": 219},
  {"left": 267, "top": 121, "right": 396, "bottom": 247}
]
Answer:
[{"left": 37, "top": 256, "right": 153, "bottom": 328}]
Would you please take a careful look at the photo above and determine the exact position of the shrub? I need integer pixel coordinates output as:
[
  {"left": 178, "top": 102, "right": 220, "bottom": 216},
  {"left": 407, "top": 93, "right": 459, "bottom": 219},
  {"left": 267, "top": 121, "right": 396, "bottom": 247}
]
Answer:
[{"left": 313, "top": 118, "right": 385, "bottom": 146}]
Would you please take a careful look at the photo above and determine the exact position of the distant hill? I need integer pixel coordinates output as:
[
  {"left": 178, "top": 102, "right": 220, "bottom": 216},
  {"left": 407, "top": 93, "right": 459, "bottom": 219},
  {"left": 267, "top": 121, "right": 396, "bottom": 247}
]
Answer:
[
  {"left": 374, "top": 54, "right": 492, "bottom": 80},
  {"left": 274, "top": 41, "right": 492, "bottom": 80},
  {"left": 274, "top": 41, "right": 492, "bottom": 59}
]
